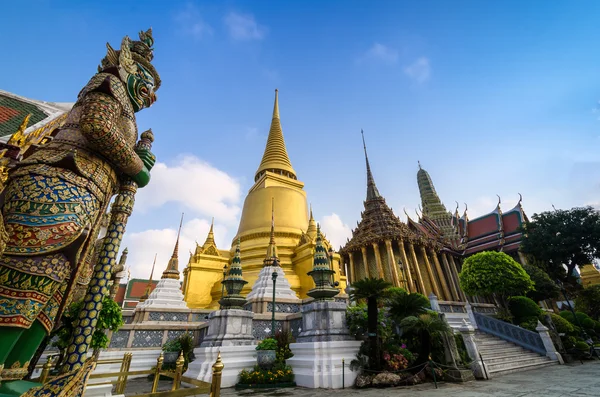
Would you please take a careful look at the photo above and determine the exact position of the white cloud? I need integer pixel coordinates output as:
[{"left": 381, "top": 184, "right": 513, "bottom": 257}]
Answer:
[
  {"left": 121, "top": 218, "right": 230, "bottom": 279},
  {"left": 224, "top": 12, "right": 266, "bottom": 41},
  {"left": 320, "top": 213, "right": 352, "bottom": 250},
  {"left": 135, "top": 155, "right": 241, "bottom": 225},
  {"left": 360, "top": 43, "right": 399, "bottom": 64},
  {"left": 404, "top": 57, "right": 431, "bottom": 83},
  {"left": 175, "top": 3, "right": 214, "bottom": 40}
]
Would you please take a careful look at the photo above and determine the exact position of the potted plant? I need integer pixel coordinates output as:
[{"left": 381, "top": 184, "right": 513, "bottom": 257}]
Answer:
[
  {"left": 162, "top": 338, "right": 182, "bottom": 364},
  {"left": 256, "top": 338, "right": 277, "bottom": 369}
]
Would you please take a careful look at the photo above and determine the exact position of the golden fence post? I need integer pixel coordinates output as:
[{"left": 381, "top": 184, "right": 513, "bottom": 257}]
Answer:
[
  {"left": 151, "top": 352, "right": 164, "bottom": 393},
  {"left": 39, "top": 355, "right": 54, "bottom": 384},
  {"left": 171, "top": 352, "right": 185, "bottom": 391},
  {"left": 115, "top": 352, "right": 132, "bottom": 394},
  {"left": 210, "top": 352, "right": 224, "bottom": 397}
]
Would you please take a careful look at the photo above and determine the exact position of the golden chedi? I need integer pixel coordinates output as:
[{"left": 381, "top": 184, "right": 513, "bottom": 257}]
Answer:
[{"left": 183, "top": 90, "right": 347, "bottom": 309}]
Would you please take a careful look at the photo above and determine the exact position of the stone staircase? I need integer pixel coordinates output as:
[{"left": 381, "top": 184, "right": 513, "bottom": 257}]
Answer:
[{"left": 475, "top": 331, "right": 558, "bottom": 377}]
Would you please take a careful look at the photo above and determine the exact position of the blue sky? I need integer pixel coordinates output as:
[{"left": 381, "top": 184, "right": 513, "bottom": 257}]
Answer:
[{"left": 2, "top": 1, "right": 600, "bottom": 278}]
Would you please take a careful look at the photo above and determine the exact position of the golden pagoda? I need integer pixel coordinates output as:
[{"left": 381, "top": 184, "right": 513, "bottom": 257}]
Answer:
[
  {"left": 183, "top": 90, "right": 346, "bottom": 309},
  {"left": 580, "top": 263, "right": 600, "bottom": 288}
]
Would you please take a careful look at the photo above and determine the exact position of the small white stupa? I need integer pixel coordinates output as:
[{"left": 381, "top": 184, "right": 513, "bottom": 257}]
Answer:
[
  {"left": 246, "top": 199, "right": 301, "bottom": 310},
  {"left": 136, "top": 214, "right": 189, "bottom": 311}
]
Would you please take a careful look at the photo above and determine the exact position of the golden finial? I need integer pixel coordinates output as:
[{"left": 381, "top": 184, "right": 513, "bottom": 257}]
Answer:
[
  {"left": 8, "top": 113, "right": 31, "bottom": 147},
  {"left": 273, "top": 89, "right": 279, "bottom": 119}
]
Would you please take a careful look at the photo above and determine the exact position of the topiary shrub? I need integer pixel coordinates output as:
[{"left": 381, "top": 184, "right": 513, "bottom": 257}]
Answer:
[
  {"left": 574, "top": 341, "right": 590, "bottom": 351},
  {"left": 549, "top": 313, "right": 574, "bottom": 334},
  {"left": 508, "top": 296, "right": 541, "bottom": 324},
  {"left": 519, "top": 318, "right": 539, "bottom": 332}
]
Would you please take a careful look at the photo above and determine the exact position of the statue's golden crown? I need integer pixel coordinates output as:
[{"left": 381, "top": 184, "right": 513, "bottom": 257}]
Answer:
[{"left": 99, "top": 28, "right": 161, "bottom": 89}]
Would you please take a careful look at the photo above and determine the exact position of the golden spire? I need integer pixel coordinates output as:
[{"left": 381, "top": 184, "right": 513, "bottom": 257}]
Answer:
[
  {"left": 264, "top": 198, "right": 279, "bottom": 265},
  {"left": 8, "top": 113, "right": 31, "bottom": 147},
  {"left": 162, "top": 213, "right": 184, "bottom": 280},
  {"left": 254, "top": 89, "right": 297, "bottom": 182},
  {"left": 306, "top": 203, "right": 317, "bottom": 238},
  {"left": 204, "top": 217, "right": 215, "bottom": 246},
  {"left": 140, "top": 253, "right": 157, "bottom": 302},
  {"left": 362, "top": 129, "right": 381, "bottom": 201}
]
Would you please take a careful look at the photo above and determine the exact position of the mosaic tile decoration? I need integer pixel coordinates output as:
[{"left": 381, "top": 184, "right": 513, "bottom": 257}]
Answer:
[
  {"left": 252, "top": 320, "right": 283, "bottom": 340},
  {"left": 109, "top": 330, "right": 131, "bottom": 349},
  {"left": 148, "top": 311, "right": 189, "bottom": 322},
  {"left": 190, "top": 312, "right": 210, "bottom": 322},
  {"left": 132, "top": 330, "right": 164, "bottom": 348},
  {"left": 290, "top": 318, "right": 303, "bottom": 338},
  {"left": 267, "top": 302, "right": 300, "bottom": 313}
]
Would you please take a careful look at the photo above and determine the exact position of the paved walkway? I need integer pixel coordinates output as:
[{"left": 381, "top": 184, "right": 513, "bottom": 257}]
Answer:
[{"left": 220, "top": 361, "right": 600, "bottom": 397}]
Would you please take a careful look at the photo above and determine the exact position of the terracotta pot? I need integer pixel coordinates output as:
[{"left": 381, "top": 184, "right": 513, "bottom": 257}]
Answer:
[{"left": 256, "top": 350, "right": 277, "bottom": 369}]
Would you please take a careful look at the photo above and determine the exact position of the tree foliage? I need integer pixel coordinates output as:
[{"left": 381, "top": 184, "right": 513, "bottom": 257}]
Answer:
[
  {"left": 522, "top": 261, "right": 560, "bottom": 302},
  {"left": 520, "top": 206, "right": 600, "bottom": 285},
  {"left": 459, "top": 251, "right": 534, "bottom": 305}
]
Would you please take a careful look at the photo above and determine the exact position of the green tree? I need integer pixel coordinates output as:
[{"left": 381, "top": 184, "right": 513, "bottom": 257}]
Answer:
[
  {"left": 575, "top": 285, "right": 600, "bottom": 320},
  {"left": 522, "top": 261, "right": 560, "bottom": 302},
  {"left": 388, "top": 290, "right": 430, "bottom": 322},
  {"left": 459, "top": 251, "right": 534, "bottom": 308},
  {"left": 400, "top": 313, "right": 452, "bottom": 367},
  {"left": 520, "top": 206, "right": 600, "bottom": 287},
  {"left": 349, "top": 278, "right": 392, "bottom": 370}
]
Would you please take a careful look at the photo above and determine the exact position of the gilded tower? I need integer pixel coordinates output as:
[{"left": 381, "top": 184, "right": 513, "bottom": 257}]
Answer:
[{"left": 183, "top": 91, "right": 346, "bottom": 308}]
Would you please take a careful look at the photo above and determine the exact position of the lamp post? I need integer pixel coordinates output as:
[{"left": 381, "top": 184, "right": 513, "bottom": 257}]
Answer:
[
  {"left": 328, "top": 246, "right": 335, "bottom": 285},
  {"left": 271, "top": 261, "right": 278, "bottom": 338},
  {"left": 220, "top": 264, "right": 228, "bottom": 309}
]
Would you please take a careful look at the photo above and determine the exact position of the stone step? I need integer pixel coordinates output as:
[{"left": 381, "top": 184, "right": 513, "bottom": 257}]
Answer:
[
  {"left": 479, "top": 350, "right": 534, "bottom": 361},
  {"left": 487, "top": 359, "right": 557, "bottom": 376},
  {"left": 478, "top": 345, "right": 526, "bottom": 355},
  {"left": 486, "top": 355, "right": 551, "bottom": 371},
  {"left": 483, "top": 352, "right": 546, "bottom": 365},
  {"left": 477, "top": 339, "right": 510, "bottom": 346}
]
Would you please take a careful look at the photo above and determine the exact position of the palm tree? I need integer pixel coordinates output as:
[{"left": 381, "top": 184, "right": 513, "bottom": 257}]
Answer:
[
  {"left": 400, "top": 313, "right": 452, "bottom": 367},
  {"left": 388, "top": 290, "right": 430, "bottom": 321},
  {"left": 349, "top": 278, "right": 392, "bottom": 370}
]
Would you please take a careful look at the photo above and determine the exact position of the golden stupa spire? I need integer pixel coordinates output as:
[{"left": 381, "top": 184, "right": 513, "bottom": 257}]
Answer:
[
  {"left": 140, "top": 253, "right": 157, "bottom": 302},
  {"left": 306, "top": 203, "right": 317, "bottom": 239},
  {"left": 162, "top": 213, "right": 184, "bottom": 280},
  {"left": 255, "top": 89, "right": 297, "bottom": 182},
  {"left": 204, "top": 217, "right": 215, "bottom": 246},
  {"left": 264, "top": 197, "right": 279, "bottom": 265}
]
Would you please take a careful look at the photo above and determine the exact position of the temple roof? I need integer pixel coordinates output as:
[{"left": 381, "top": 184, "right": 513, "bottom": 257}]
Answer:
[
  {"left": 255, "top": 89, "right": 297, "bottom": 181},
  {"left": 340, "top": 132, "right": 415, "bottom": 253},
  {"left": 0, "top": 90, "right": 73, "bottom": 141}
]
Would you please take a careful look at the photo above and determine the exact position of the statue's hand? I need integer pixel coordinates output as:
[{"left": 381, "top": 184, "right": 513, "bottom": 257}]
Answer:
[
  {"left": 135, "top": 148, "right": 156, "bottom": 171},
  {"left": 133, "top": 166, "right": 151, "bottom": 188}
]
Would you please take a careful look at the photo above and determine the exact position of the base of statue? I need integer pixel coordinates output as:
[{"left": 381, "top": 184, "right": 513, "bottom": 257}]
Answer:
[
  {"left": 200, "top": 309, "right": 255, "bottom": 347},
  {"left": 295, "top": 300, "right": 353, "bottom": 342}
]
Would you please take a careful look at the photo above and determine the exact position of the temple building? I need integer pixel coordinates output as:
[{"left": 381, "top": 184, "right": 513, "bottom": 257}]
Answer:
[
  {"left": 182, "top": 91, "right": 346, "bottom": 309},
  {"left": 339, "top": 133, "right": 530, "bottom": 302},
  {"left": 338, "top": 134, "right": 463, "bottom": 301},
  {"left": 580, "top": 263, "right": 600, "bottom": 288}
]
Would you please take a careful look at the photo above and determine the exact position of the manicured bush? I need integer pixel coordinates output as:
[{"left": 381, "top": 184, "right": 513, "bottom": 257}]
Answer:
[
  {"left": 256, "top": 338, "right": 278, "bottom": 351},
  {"left": 519, "top": 317, "right": 539, "bottom": 332},
  {"left": 459, "top": 251, "right": 534, "bottom": 306},
  {"left": 508, "top": 296, "right": 541, "bottom": 323},
  {"left": 574, "top": 341, "right": 590, "bottom": 351},
  {"left": 549, "top": 313, "right": 574, "bottom": 334}
]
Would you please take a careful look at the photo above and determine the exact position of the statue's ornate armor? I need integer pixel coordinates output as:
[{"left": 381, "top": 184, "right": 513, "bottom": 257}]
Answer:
[{"left": 0, "top": 30, "right": 159, "bottom": 383}]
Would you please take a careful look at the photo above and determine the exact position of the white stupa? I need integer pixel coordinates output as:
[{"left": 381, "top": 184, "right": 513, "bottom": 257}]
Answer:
[{"left": 136, "top": 215, "right": 189, "bottom": 310}]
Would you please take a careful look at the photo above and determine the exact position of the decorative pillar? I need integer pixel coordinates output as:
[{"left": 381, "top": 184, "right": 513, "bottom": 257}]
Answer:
[
  {"left": 518, "top": 251, "right": 528, "bottom": 266},
  {"left": 449, "top": 255, "right": 467, "bottom": 301},
  {"left": 372, "top": 242, "right": 385, "bottom": 280},
  {"left": 442, "top": 253, "right": 461, "bottom": 301},
  {"left": 429, "top": 293, "right": 440, "bottom": 312},
  {"left": 536, "top": 321, "right": 564, "bottom": 364},
  {"left": 398, "top": 239, "right": 415, "bottom": 293},
  {"left": 360, "top": 246, "right": 369, "bottom": 278},
  {"left": 384, "top": 240, "right": 400, "bottom": 287},
  {"left": 431, "top": 249, "right": 451, "bottom": 301},
  {"left": 348, "top": 252, "right": 355, "bottom": 283},
  {"left": 408, "top": 243, "right": 426, "bottom": 294},
  {"left": 420, "top": 246, "right": 441, "bottom": 298}
]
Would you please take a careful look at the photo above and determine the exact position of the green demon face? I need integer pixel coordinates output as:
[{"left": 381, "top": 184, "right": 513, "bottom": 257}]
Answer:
[{"left": 126, "top": 63, "right": 157, "bottom": 112}]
